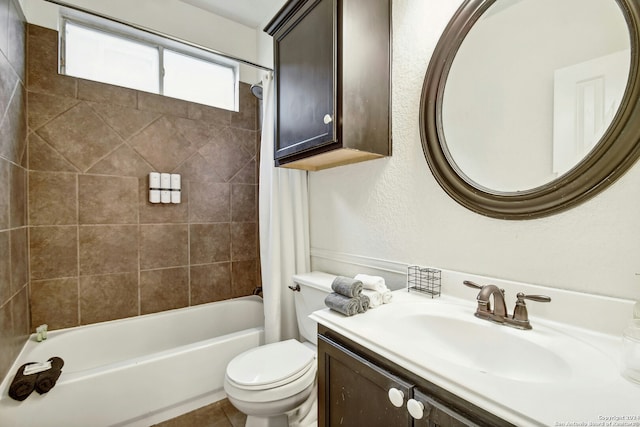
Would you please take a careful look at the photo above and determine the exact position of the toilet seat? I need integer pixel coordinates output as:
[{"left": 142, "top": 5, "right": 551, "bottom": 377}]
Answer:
[{"left": 226, "top": 339, "right": 316, "bottom": 391}]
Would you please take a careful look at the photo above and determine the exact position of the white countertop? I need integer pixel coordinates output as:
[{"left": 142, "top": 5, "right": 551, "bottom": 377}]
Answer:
[{"left": 310, "top": 290, "right": 640, "bottom": 426}]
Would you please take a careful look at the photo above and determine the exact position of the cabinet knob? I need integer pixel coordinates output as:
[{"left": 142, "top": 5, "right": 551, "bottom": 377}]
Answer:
[
  {"left": 387, "top": 388, "right": 404, "bottom": 408},
  {"left": 323, "top": 114, "right": 333, "bottom": 125},
  {"left": 407, "top": 399, "right": 425, "bottom": 419}
]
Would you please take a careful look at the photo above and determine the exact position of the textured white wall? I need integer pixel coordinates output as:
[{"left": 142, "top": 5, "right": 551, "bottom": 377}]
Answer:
[{"left": 309, "top": 0, "right": 640, "bottom": 300}]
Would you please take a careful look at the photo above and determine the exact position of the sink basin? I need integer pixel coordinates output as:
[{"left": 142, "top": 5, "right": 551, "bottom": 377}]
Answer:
[
  {"left": 402, "top": 312, "right": 571, "bottom": 383},
  {"left": 376, "top": 301, "right": 615, "bottom": 384}
]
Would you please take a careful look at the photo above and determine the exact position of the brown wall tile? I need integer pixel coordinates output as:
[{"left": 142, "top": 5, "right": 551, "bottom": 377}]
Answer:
[
  {"left": 138, "top": 178, "right": 188, "bottom": 224},
  {"left": 30, "top": 277, "right": 79, "bottom": 329},
  {"left": 190, "top": 223, "right": 230, "bottom": 265},
  {"left": 187, "top": 102, "right": 230, "bottom": 125},
  {"left": 231, "top": 82, "right": 258, "bottom": 131},
  {"left": 140, "top": 224, "right": 188, "bottom": 270},
  {"left": 30, "top": 226, "right": 78, "bottom": 280},
  {"left": 0, "top": 302, "right": 13, "bottom": 380},
  {"left": 232, "top": 128, "right": 258, "bottom": 159},
  {"left": 0, "top": 82, "right": 26, "bottom": 165},
  {"left": 87, "top": 143, "right": 152, "bottom": 177},
  {"left": 2, "top": 288, "right": 30, "bottom": 381},
  {"left": 0, "top": 159, "right": 9, "bottom": 229},
  {"left": 0, "top": 0, "right": 9, "bottom": 56},
  {"left": 80, "top": 273, "right": 138, "bottom": 324},
  {"left": 231, "top": 260, "right": 258, "bottom": 298},
  {"left": 7, "top": 0, "right": 25, "bottom": 83},
  {"left": 88, "top": 102, "right": 159, "bottom": 141},
  {"left": 140, "top": 267, "right": 188, "bottom": 314},
  {"left": 9, "top": 161, "right": 25, "bottom": 227},
  {"left": 199, "top": 129, "right": 254, "bottom": 182},
  {"left": 78, "top": 175, "right": 138, "bottom": 224},
  {"left": 79, "top": 225, "right": 138, "bottom": 275},
  {"left": 170, "top": 116, "right": 214, "bottom": 149},
  {"left": 174, "top": 153, "right": 224, "bottom": 183},
  {"left": 78, "top": 79, "right": 137, "bottom": 107},
  {"left": 36, "top": 102, "right": 123, "bottom": 172},
  {"left": 28, "top": 132, "right": 78, "bottom": 172},
  {"left": 0, "top": 42, "right": 18, "bottom": 124},
  {"left": 129, "top": 116, "right": 197, "bottom": 171},
  {"left": 189, "top": 182, "right": 230, "bottom": 223},
  {"left": 137, "top": 92, "right": 188, "bottom": 118},
  {"left": 190, "top": 263, "right": 231, "bottom": 305},
  {"left": 230, "top": 159, "right": 257, "bottom": 184},
  {"left": 28, "top": 91, "right": 78, "bottom": 130},
  {"left": 231, "top": 184, "right": 257, "bottom": 222},
  {"left": 10, "top": 227, "right": 27, "bottom": 291},
  {"left": 0, "top": 231, "right": 10, "bottom": 303},
  {"left": 27, "top": 25, "right": 76, "bottom": 97},
  {"left": 11, "top": 285, "right": 28, "bottom": 341},
  {"left": 28, "top": 171, "right": 77, "bottom": 225},
  {"left": 231, "top": 223, "right": 257, "bottom": 261}
]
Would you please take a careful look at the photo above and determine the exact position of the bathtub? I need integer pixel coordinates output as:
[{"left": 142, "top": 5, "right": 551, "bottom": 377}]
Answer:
[{"left": 0, "top": 295, "right": 264, "bottom": 427}]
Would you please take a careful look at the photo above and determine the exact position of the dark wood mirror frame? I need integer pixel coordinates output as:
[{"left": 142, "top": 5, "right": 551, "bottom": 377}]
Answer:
[{"left": 420, "top": 0, "right": 640, "bottom": 220}]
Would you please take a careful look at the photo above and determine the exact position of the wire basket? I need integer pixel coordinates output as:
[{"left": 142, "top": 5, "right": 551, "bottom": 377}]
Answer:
[{"left": 407, "top": 266, "right": 441, "bottom": 298}]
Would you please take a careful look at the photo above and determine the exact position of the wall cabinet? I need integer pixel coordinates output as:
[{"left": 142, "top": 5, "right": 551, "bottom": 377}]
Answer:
[
  {"left": 265, "top": 0, "right": 391, "bottom": 171},
  {"left": 318, "top": 326, "right": 513, "bottom": 427}
]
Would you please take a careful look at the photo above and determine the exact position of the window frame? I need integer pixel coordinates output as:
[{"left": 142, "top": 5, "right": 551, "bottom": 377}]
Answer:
[{"left": 59, "top": 9, "right": 240, "bottom": 112}]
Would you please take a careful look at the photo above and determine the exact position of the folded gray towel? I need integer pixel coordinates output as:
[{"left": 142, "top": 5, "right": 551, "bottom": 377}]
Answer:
[
  {"left": 358, "top": 294, "right": 370, "bottom": 313},
  {"left": 325, "top": 292, "right": 360, "bottom": 316},
  {"left": 331, "top": 276, "right": 363, "bottom": 298}
]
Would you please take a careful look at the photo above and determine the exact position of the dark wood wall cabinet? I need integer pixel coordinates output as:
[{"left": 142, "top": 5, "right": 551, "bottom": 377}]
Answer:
[
  {"left": 318, "top": 325, "right": 514, "bottom": 427},
  {"left": 265, "top": 0, "right": 392, "bottom": 171}
]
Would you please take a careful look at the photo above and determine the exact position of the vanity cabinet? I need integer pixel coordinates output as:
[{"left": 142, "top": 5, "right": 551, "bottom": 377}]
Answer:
[
  {"left": 265, "top": 0, "right": 391, "bottom": 171},
  {"left": 318, "top": 325, "right": 513, "bottom": 427}
]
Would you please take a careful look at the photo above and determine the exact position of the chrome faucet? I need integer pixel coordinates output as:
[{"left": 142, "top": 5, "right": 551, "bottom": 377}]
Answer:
[{"left": 463, "top": 280, "right": 550, "bottom": 330}]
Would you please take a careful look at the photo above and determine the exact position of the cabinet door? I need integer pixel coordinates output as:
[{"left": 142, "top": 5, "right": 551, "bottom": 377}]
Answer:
[
  {"left": 411, "top": 389, "right": 480, "bottom": 427},
  {"left": 318, "top": 335, "right": 413, "bottom": 427},
  {"left": 273, "top": 0, "right": 336, "bottom": 163}
]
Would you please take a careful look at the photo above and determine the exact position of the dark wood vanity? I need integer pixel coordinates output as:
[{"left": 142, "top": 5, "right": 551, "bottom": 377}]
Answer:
[
  {"left": 318, "top": 325, "right": 513, "bottom": 427},
  {"left": 265, "top": 0, "right": 392, "bottom": 170}
]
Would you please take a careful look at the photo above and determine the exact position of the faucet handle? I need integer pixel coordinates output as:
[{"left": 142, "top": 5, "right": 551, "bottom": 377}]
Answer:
[
  {"left": 511, "top": 292, "right": 551, "bottom": 329},
  {"left": 517, "top": 293, "right": 551, "bottom": 303},
  {"left": 462, "top": 280, "right": 482, "bottom": 290}
]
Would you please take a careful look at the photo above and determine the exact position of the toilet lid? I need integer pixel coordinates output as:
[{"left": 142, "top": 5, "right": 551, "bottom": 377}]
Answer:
[{"left": 226, "top": 339, "right": 315, "bottom": 390}]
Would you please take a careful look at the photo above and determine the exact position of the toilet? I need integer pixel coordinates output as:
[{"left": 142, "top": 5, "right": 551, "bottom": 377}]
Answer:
[{"left": 224, "top": 271, "right": 335, "bottom": 427}]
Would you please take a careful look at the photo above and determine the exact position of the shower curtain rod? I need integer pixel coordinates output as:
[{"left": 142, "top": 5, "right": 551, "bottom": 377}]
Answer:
[{"left": 43, "top": 0, "right": 274, "bottom": 72}]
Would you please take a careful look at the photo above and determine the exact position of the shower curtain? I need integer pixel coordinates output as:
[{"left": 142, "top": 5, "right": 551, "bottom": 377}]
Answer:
[{"left": 258, "top": 72, "right": 310, "bottom": 344}]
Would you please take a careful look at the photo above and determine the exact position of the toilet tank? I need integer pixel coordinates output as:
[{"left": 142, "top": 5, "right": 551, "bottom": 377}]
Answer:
[{"left": 292, "top": 271, "right": 336, "bottom": 345}]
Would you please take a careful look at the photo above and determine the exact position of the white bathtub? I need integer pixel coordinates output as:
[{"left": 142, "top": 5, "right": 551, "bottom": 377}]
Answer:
[{"left": 0, "top": 295, "right": 264, "bottom": 427}]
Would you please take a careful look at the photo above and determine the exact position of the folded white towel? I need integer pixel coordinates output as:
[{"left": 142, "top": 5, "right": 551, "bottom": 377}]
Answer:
[
  {"left": 354, "top": 274, "right": 388, "bottom": 293},
  {"left": 362, "top": 289, "right": 383, "bottom": 308},
  {"left": 382, "top": 290, "right": 392, "bottom": 304}
]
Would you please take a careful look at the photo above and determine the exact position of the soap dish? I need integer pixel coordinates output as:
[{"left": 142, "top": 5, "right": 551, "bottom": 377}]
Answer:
[{"left": 407, "top": 265, "right": 441, "bottom": 298}]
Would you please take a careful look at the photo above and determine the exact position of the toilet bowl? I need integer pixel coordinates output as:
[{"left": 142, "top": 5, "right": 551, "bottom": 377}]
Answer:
[
  {"left": 224, "top": 339, "right": 317, "bottom": 427},
  {"left": 224, "top": 272, "right": 336, "bottom": 427}
]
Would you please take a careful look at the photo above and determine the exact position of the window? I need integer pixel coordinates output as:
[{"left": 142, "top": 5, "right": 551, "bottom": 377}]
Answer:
[
  {"left": 164, "top": 50, "right": 236, "bottom": 111},
  {"left": 60, "top": 11, "right": 240, "bottom": 111}
]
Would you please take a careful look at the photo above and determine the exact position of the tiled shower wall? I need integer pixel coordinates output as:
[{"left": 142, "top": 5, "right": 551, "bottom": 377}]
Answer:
[
  {"left": 0, "top": 0, "right": 28, "bottom": 381},
  {"left": 27, "top": 25, "right": 261, "bottom": 331}
]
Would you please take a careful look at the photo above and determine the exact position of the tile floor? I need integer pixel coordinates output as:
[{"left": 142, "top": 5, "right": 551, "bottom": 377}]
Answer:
[{"left": 153, "top": 398, "right": 246, "bottom": 427}]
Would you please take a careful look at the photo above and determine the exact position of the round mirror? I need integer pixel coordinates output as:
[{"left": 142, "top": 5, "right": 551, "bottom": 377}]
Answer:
[{"left": 420, "top": 0, "right": 640, "bottom": 219}]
